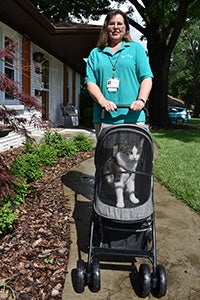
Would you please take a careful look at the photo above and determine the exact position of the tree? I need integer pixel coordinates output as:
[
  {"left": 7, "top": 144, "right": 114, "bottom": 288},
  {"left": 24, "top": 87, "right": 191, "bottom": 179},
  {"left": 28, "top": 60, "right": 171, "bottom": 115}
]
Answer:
[
  {"left": 168, "top": 18, "right": 200, "bottom": 117},
  {"left": 126, "top": 1, "right": 199, "bottom": 127},
  {"left": 0, "top": 38, "right": 43, "bottom": 198},
  {"left": 31, "top": 0, "right": 199, "bottom": 127},
  {"left": 31, "top": 0, "right": 112, "bottom": 22},
  {"left": 0, "top": 39, "right": 42, "bottom": 134}
]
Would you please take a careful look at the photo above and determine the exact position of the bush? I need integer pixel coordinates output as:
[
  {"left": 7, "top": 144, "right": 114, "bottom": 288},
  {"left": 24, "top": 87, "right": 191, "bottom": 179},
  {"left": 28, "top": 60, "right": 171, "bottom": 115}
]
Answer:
[
  {"left": 0, "top": 202, "right": 17, "bottom": 235},
  {"left": 44, "top": 130, "right": 64, "bottom": 146},
  {"left": 55, "top": 139, "right": 78, "bottom": 157},
  {"left": 10, "top": 153, "right": 43, "bottom": 182},
  {"left": 1, "top": 130, "right": 93, "bottom": 235},
  {"left": 73, "top": 134, "right": 93, "bottom": 152},
  {"left": 0, "top": 179, "right": 29, "bottom": 235},
  {"left": 33, "top": 144, "right": 57, "bottom": 166},
  {"left": 44, "top": 130, "right": 78, "bottom": 157},
  {"left": 10, "top": 179, "right": 30, "bottom": 205},
  {"left": 23, "top": 137, "right": 37, "bottom": 153}
]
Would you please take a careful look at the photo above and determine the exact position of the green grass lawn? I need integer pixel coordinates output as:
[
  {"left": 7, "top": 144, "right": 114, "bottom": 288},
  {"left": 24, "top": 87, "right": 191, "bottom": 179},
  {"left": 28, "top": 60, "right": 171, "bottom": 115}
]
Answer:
[{"left": 152, "top": 118, "right": 200, "bottom": 212}]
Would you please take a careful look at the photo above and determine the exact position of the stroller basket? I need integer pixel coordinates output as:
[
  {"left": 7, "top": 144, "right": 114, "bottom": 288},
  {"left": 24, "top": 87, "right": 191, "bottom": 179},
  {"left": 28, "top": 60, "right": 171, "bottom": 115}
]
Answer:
[{"left": 100, "top": 217, "right": 152, "bottom": 251}]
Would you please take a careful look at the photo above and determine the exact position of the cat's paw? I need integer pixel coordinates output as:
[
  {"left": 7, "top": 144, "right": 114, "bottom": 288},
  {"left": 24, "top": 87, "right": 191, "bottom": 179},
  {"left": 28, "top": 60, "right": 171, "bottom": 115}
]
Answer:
[
  {"left": 116, "top": 201, "right": 125, "bottom": 208},
  {"left": 130, "top": 196, "right": 140, "bottom": 204},
  {"left": 106, "top": 174, "right": 114, "bottom": 183}
]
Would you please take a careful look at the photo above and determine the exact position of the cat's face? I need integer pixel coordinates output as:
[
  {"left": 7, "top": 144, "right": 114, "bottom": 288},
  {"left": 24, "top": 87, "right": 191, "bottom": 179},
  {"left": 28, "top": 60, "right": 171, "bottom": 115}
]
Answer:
[
  {"left": 115, "top": 144, "right": 140, "bottom": 164},
  {"left": 113, "top": 139, "right": 144, "bottom": 169},
  {"left": 122, "top": 145, "right": 140, "bottom": 161}
]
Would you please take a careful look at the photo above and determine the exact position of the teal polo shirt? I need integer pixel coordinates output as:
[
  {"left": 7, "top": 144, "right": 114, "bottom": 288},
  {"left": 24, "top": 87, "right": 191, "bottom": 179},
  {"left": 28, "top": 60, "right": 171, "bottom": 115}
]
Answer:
[{"left": 85, "top": 42, "right": 153, "bottom": 124}]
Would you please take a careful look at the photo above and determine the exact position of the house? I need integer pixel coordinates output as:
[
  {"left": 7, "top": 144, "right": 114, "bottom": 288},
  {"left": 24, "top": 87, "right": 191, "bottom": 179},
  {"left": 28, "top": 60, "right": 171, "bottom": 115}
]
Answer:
[{"left": 0, "top": 0, "right": 100, "bottom": 152}]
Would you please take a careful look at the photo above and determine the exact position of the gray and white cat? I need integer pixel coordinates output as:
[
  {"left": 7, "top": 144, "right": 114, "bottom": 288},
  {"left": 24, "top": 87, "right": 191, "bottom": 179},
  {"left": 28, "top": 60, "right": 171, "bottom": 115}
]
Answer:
[{"left": 103, "top": 140, "right": 144, "bottom": 208}]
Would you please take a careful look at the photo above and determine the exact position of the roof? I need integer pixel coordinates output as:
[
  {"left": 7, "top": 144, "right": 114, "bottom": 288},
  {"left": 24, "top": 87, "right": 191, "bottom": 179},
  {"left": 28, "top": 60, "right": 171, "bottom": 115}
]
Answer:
[{"left": 0, "top": 0, "right": 101, "bottom": 74}]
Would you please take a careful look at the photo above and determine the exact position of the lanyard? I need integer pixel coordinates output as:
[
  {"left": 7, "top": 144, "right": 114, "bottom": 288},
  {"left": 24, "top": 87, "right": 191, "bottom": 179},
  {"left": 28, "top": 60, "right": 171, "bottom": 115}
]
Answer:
[{"left": 108, "top": 51, "right": 121, "bottom": 78}]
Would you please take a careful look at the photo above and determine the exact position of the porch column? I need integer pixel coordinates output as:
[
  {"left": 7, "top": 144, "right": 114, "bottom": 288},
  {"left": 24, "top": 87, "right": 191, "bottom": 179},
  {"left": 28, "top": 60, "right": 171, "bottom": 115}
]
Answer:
[
  {"left": 22, "top": 36, "right": 31, "bottom": 94},
  {"left": 72, "top": 70, "right": 76, "bottom": 106},
  {"left": 63, "top": 64, "right": 68, "bottom": 106}
]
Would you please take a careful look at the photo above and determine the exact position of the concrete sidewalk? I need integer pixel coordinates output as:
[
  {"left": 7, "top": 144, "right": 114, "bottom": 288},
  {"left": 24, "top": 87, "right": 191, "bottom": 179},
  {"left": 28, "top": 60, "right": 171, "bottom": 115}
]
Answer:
[
  {"left": 30, "top": 127, "right": 96, "bottom": 146},
  {"left": 61, "top": 156, "right": 200, "bottom": 299},
  {"left": 31, "top": 126, "right": 200, "bottom": 299}
]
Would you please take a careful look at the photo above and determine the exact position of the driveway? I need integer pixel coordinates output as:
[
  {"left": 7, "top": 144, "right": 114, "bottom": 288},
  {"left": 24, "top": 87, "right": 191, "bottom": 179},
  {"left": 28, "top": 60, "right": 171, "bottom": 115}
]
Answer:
[{"left": 62, "top": 157, "right": 200, "bottom": 300}]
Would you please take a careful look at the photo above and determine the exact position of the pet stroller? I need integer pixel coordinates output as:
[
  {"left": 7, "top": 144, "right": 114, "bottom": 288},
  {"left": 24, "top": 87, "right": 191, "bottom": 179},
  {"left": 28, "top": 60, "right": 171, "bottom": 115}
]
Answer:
[{"left": 73, "top": 106, "right": 167, "bottom": 298}]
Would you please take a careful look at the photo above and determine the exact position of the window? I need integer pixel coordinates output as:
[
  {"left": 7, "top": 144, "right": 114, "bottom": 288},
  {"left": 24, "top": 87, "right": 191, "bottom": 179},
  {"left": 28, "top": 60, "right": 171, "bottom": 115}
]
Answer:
[
  {"left": 4, "top": 37, "right": 15, "bottom": 99},
  {"left": 0, "top": 34, "right": 21, "bottom": 104}
]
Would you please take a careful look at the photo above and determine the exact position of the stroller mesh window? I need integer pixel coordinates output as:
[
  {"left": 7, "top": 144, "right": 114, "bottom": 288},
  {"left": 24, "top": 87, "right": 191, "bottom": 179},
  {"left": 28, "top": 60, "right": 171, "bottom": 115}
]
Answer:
[
  {"left": 96, "top": 129, "right": 152, "bottom": 208},
  {"left": 94, "top": 125, "right": 154, "bottom": 221}
]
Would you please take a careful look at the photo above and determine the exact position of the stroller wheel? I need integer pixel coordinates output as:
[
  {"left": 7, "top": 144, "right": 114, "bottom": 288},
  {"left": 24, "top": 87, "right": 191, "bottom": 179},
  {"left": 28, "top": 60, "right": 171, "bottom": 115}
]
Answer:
[
  {"left": 151, "top": 264, "right": 167, "bottom": 298},
  {"left": 88, "top": 258, "right": 101, "bottom": 292},
  {"left": 74, "top": 260, "right": 85, "bottom": 293},
  {"left": 138, "top": 263, "right": 151, "bottom": 298}
]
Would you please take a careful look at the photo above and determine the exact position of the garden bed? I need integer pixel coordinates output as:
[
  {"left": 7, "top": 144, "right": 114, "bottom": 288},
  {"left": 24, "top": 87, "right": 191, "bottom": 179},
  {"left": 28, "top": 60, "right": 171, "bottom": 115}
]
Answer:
[{"left": 0, "top": 147, "right": 94, "bottom": 299}]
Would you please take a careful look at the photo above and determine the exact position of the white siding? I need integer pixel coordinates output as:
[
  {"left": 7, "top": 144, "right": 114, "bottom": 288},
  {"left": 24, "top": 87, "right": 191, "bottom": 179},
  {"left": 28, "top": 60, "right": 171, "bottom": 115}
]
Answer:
[
  {"left": 49, "top": 59, "right": 64, "bottom": 126},
  {"left": 0, "top": 131, "right": 25, "bottom": 152},
  {"left": 0, "top": 106, "right": 41, "bottom": 152},
  {"left": 0, "top": 21, "right": 82, "bottom": 152}
]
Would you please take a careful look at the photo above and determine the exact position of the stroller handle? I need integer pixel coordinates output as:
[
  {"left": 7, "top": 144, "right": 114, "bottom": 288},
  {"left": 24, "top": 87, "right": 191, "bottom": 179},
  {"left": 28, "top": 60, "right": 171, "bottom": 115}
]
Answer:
[{"left": 100, "top": 104, "right": 149, "bottom": 123}]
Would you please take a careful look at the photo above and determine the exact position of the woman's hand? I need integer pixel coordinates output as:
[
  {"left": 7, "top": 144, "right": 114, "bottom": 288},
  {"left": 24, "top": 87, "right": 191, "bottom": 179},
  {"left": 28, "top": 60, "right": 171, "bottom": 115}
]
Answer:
[
  {"left": 86, "top": 82, "right": 117, "bottom": 111},
  {"left": 130, "top": 99, "right": 146, "bottom": 111},
  {"left": 102, "top": 101, "right": 117, "bottom": 111}
]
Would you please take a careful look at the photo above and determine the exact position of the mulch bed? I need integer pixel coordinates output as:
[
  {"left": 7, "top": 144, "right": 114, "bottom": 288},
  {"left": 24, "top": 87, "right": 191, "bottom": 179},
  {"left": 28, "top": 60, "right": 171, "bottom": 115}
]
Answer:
[{"left": 0, "top": 147, "right": 94, "bottom": 299}]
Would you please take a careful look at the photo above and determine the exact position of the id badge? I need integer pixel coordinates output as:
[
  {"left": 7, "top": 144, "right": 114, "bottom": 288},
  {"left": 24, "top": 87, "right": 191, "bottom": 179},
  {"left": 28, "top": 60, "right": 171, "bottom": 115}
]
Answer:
[{"left": 107, "top": 78, "right": 120, "bottom": 92}]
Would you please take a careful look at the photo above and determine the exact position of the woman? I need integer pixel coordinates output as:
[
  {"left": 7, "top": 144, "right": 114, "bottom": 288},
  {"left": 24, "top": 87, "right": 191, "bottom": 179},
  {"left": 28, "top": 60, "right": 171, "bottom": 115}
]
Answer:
[{"left": 85, "top": 9, "right": 153, "bottom": 135}]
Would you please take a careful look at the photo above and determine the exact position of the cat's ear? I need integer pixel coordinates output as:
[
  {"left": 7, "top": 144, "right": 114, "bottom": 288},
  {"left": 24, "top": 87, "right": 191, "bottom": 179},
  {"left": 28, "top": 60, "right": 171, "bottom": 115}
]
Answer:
[
  {"left": 113, "top": 144, "right": 119, "bottom": 156},
  {"left": 139, "top": 138, "right": 145, "bottom": 150}
]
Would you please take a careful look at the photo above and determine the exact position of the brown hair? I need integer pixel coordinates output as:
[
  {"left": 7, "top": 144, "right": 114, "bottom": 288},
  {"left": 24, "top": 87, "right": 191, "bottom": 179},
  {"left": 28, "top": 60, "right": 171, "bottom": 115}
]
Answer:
[{"left": 97, "top": 9, "right": 132, "bottom": 48}]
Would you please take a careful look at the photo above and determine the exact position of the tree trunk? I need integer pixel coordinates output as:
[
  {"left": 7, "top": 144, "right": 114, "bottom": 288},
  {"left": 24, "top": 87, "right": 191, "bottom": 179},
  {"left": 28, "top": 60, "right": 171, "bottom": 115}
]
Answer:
[
  {"left": 146, "top": 26, "right": 171, "bottom": 128},
  {"left": 193, "top": 83, "right": 200, "bottom": 117},
  {"left": 148, "top": 48, "right": 170, "bottom": 127}
]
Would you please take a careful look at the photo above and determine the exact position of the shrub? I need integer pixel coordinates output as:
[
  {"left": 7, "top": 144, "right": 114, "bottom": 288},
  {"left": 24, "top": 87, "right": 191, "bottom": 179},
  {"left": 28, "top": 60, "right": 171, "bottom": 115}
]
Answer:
[
  {"left": 1, "top": 179, "right": 29, "bottom": 207},
  {"left": 44, "top": 130, "right": 78, "bottom": 157},
  {"left": 0, "top": 38, "right": 43, "bottom": 235},
  {"left": 10, "top": 153, "right": 43, "bottom": 182},
  {"left": 33, "top": 144, "right": 57, "bottom": 166},
  {"left": 10, "top": 179, "right": 30, "bottom": 205},
  {"left": 44, "top": 130, "right": 64, "bottom": 146},
  {"left": 0, "top": 179, "right": 29, "bottom": 235},
  {"left": 73, "top": 134, "right": 93, "bottom": 152},
  {"left": 55, "top": 139, "right": 78, "bottom": 157},
  {"left": 0, "top": 202, "right": 17, "bottom": 235},
  {"left": 1, "top": 130, "right": 93, "bottom": 235},
  {"left": 23, "top": 137, "right": 37, "bottom": 153}
]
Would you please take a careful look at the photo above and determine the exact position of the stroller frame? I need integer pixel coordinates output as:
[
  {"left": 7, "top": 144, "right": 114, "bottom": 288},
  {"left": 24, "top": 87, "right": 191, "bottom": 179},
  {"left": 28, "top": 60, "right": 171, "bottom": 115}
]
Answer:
[
  {"left": 73, "top": 107, "right": 167, "bottom": 298},
  {"left": 88, "top": 206, "right": 156, "bottom": 270}
]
